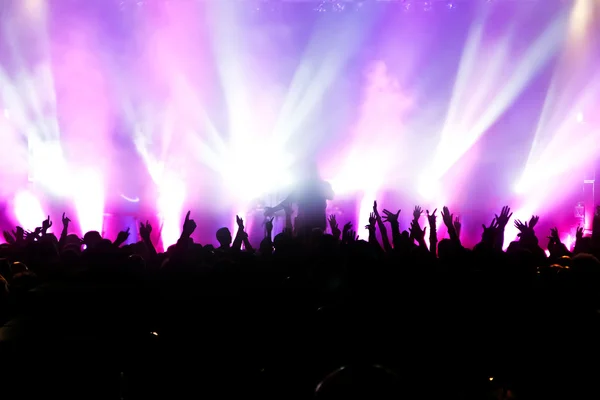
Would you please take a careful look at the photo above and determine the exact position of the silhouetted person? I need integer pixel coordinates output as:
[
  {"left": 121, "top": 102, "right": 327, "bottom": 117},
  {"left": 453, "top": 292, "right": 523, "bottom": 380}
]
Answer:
[
  {"left": 264, "top": 161, "right": 333, "bottom": 233},
  {"left": 216, "top": 227, "right": 232, "bottom": 249}
]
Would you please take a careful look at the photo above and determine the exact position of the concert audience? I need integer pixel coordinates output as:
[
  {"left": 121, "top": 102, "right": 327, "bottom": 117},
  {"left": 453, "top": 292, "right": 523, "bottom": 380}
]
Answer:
[{"left": 1, "top": 202, "right": 600, "bottom": 400}]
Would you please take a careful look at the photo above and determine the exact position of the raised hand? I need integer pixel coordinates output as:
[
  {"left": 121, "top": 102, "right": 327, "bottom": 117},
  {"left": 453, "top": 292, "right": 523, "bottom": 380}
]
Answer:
[
  {"left": 441, "top": 206, "right": 453, "bottom": 228},
  {"left": 382, "top": 209, "right": 401, "bottom": 224},
  {"left": 481, "top": 218, "right": 498, "bottom": 243},
  {"left": 3, "top": 231, "right": 15, "bottom": 244},
  {"left": 265, "top": 217, "right": 274, "bottom": 233},
  {"left": 139, "top": 220, "right": 152, "bottom": 239},
  {"left": 482, "top": 218, "right": 498, "bottom": 230},
  {"left": 42, "top": 215, "right": 52, "bottom": 233},
  {"left": 494, "top": 206, "right": 512, "bottom": 229},
  {"left": 344, "top": 228, "right": 358, "bottom": 243},
  {"left": 514, "top": 219, "right": 529, "bottom": 237},
  {"left": 116, "top": 227, "right": 131, "bottom": 244},
  {"left": 263, "top": 207, "right": 274, "bottom": 217},
  {"left": 328, "top": 214, "right": 338, "bottom": 229},
  {"left": 62, "top": 213, "right": 71, "bottom": 227},
  {"left": 576, "top": 225, "right": 584, "bottom": 240},
  {"left": 182, "top": 211, "right": 197, "bottom": 236},
  {"left": 529, "top": 215, "right": 540, "bottom": 230},
  {"left": 236, "top": 215, "right": 245, "bottom": 230},
  {"left": 453, "top": 216, "right": 461, "bottom": 237},
  {"left": 373, "top": 200, "right": 380, "bottom": 216},
  {"left": 342, "top": 221, "right": 353, "bottom": 238},
  {"left": 328, "top": 215, "right": 341, "bottom": 238},
  {"left": 24, "top": 228, "right": 42, "bottom": 241},
  {"left": 366, "top": 212, "right": 376, "bottom": 230},
  {"left": 409, "top": 220, "right": 426, "bottom": 242},
  {"left": 549, "top": 227, "right": 560, "bottom": 243},
  {"left": 413, "top": 206, "right": 423, "bottom": 221},
  {"left": 426, "top": 208, "right": 437, "bottom": 227},
  {"left": 12, "top": 226, "right": 24, "bottom": 242}
]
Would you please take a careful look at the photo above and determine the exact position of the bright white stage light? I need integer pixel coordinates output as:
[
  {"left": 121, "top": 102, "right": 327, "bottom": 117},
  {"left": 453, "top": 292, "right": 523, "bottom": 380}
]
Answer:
[
  {"left": 13, "top": 190, "right": 45, "bottom": 231},
  {"left": 73, "top": 169, "right": 105, "bottom": 235},
  {"left": 418, "top": 174, "right": 440, "bottom": 201},
  {"left": 157, "top": 172, "right": 185, "bottom": 248}
]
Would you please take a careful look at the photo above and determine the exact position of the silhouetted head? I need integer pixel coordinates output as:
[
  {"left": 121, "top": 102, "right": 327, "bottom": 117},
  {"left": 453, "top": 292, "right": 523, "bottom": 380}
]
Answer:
[
  {"left": 259, "top": 237, "right": 273, "bottom": 255},
  {"left": 61, "top": 249, "right": 81, "bottom": 269},
  {"left": 437, "top": 238, "right": 453, "bottom": 260},
  {"left": 83, "top": 231, "right": 102, "bottom": 249},
  {"left": 66, "top": 234, "right": 82, "bottom": 247},
  {"left": 571, "top": 253, "right": 600, "bottom": 277},
  {"left": 10, "top": 261, "right": 28, "bottom": 276},
  {"left": 216, "top": 227, "right": 232, "bottom": 248}
]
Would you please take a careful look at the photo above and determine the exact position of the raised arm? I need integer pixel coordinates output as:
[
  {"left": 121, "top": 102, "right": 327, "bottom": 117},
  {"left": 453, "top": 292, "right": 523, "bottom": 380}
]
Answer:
[
  {"left": 366, "top": 212, "right": 383, "bottom": 252},
  {"left": 493, "top": 206, "right": 512, "bottom": 250},
  {"left": 58, "top": 213, "right": 71, "bottom": 250},
  {"left": 426, "top": 209, "right": 438, "bottom": 255},
  {"left": 441, "top": 206, "right": 460, "bottom": 244},
  {"left": 264, "top": 193, "right": 294, "bottom": 217},
  {"left": 232, "top": 215, "right": 253, "bottom": 251},
  {"left": 380, "top": 206, "right": 400, "bottom": 251},
  {"left": 139, "top": 220, "right": 157, "bottom": 257},
  {"left": 373, "top": 201, "right": 392, "bottom": 252},
  {"left": 328, "top": 214, "right": 341, "bottom": 241}
]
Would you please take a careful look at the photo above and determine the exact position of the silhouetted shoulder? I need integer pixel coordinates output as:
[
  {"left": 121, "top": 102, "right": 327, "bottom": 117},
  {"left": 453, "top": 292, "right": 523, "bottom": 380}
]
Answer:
[{"left": 322, "top": 181, "right": 334, "bottom": 200}]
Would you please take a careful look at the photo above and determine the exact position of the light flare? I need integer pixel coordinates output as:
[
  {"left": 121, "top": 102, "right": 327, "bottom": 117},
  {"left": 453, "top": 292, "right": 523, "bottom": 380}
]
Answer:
[
  {"left": 13, "top": 190, "right": 46, "bottom": 231},
  {"left": 73, "top": 169, "right": 105, "bottom": 236}
]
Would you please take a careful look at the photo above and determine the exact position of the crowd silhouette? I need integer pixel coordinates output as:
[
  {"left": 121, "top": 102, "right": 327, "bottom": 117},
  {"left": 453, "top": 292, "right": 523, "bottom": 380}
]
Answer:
[{"left": 1, "top": 183, "right": 600, "bottom": 399}]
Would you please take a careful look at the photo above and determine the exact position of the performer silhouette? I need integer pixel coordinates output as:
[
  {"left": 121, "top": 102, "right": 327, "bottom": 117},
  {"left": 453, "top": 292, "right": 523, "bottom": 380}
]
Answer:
[{"left": 264, "top": 162, "right": 333, "bottom": 233}]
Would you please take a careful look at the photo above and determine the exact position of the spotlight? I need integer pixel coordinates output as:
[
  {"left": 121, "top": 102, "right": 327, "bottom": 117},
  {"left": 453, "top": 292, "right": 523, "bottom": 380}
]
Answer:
[
  {"left": 423, "top": 1, "right": 432, "bottom": 11},
  {"left": 576, "top": 112, "right": 584, "bottom": 123},
  {"left": 514, "top": 181, "right": 525, "bottom": 195},
  {"left": 446, "top": 1, "right": 456, "bottom": 10}
]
